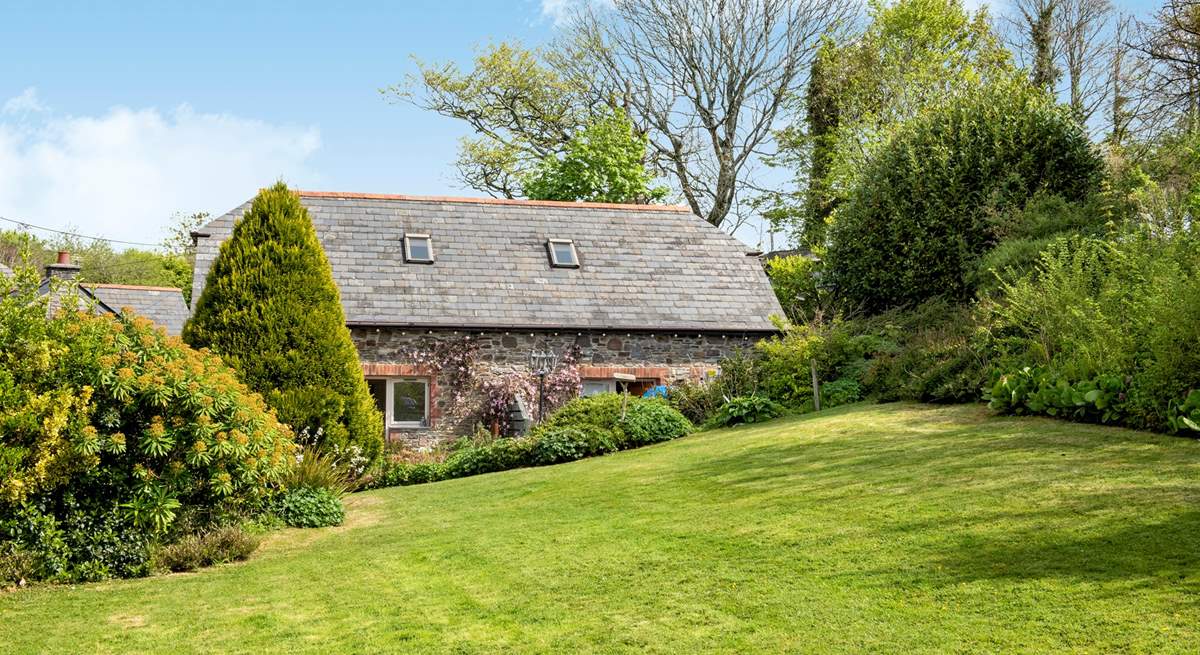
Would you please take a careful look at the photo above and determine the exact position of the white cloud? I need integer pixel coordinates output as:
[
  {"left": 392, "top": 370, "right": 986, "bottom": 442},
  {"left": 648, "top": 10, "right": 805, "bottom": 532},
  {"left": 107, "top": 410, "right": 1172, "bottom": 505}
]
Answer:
[
  {"left": 3, "top": 87, "right": 47, "bottom": 115},
  {"left": 540, "top": 0, "right": 572, "bottom": 25},
  {"left": 0, "top": 94, "right": 320, "bottom": 246},
  {"left": 539, "top": 0, "right": 612, "bottom": 26}
]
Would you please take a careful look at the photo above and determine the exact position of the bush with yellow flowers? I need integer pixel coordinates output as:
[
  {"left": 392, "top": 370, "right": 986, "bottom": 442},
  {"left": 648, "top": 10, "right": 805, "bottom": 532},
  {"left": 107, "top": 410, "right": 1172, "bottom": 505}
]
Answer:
[{"left": 0, "top": 266, "right": 296, "bottom": 583}]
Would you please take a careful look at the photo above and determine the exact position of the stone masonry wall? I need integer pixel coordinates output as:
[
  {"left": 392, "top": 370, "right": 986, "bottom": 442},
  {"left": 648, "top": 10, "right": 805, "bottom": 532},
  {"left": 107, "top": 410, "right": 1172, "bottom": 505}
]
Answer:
[{"left": 351, "top": 327, "right": 767, "bottom": 447}]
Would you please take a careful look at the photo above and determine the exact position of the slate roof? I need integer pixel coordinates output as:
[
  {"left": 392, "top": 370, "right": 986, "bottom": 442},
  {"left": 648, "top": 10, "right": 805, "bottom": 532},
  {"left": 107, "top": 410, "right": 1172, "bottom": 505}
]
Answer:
[
  {"left": 192, "top": 191, "right": 784, "bottom": 333},
  {"left": 34, "top": 278, "right": 117, "bottom": 319},
  {"left": 28, "top": 280, "right": 188, "bottom": 336},
  {"left": 89, "top": 284, "right": 190, "bottom": 336}
]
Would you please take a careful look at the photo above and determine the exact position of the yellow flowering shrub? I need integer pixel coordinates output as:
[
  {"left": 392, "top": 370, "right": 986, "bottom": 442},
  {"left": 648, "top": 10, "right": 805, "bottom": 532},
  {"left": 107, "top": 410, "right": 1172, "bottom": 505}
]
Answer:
[{"left": 1, "top": 269, "right": 296, "bottom": 580}]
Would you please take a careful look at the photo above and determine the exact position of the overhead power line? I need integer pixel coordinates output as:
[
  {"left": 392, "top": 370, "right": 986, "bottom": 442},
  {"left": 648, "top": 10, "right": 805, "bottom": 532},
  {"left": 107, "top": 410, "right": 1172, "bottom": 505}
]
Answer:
[{"left": 0, "top": 215, "right": 162, "bottom": 248}]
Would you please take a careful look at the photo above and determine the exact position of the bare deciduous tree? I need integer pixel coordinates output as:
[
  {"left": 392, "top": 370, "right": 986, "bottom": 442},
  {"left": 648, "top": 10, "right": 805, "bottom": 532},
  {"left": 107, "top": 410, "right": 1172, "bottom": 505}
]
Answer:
[
  {"left": 1056, "top": 0, "right": 1114, "bottom": 126},
  {"left": 559, "top": 0, "right": 854, "bottom": 231},
  {"left": 1133, "top": 0, "right": 1200, "bottom": 134},
  {"left": 1106, "top": 12, "right": 1152, "bottom": 147},
  {"left": 1003, "top": 0, "right": 1112, "bottom": 133},
  {"left": 1004, "top": 0, "right": 1061, "bottom": 92}
]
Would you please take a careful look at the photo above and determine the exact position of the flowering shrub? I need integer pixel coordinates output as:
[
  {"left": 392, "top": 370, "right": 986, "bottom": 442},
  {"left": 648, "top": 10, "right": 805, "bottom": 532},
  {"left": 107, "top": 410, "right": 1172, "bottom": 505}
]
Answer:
[
  {"left": 476, "top": 373, "right": 533, "bottom": 436},
  {"left": 0, "top": 271, "right": 296, "bottom": 583},
  {"left": 475, "top": 346, "right": 583, "bottom": 435},
  {"left": 291, "top": 429, "right": 369, "bottom": 488},
  {"left": 399, "top": 337, "right": 480, "bottom": 415}
]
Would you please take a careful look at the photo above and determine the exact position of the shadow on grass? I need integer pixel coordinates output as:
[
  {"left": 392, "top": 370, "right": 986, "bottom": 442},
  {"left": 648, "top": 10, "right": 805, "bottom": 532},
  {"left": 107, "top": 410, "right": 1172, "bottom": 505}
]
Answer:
[
  {"left": 679, "top": 403, "right": 1200, "bottom": 592},
  {"left": 928, "top": 510, "right": 1200, "bottom": 593},
  {"left": 682, "top": 403, "right": 1196, "bottom": 499}
]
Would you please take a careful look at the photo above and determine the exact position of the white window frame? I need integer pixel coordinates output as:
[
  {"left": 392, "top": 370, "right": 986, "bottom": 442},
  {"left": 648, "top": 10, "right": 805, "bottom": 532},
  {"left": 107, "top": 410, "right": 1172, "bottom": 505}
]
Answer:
[
  {"left": 404, "top": 233, "right": 434, "bottom": 264},
  {"left": 547, "top": 239, "right": 579, "bottom": 268},
  {"left": 377, "top": 377, "right": 430, "bottom": 428},
  {"left": 581, "top": 379, "right": 616, "bottom": 397}
]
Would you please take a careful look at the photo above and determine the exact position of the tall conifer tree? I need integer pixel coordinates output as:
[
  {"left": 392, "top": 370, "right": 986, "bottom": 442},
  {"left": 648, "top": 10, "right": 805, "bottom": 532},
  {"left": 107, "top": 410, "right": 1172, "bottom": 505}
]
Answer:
[{"left": 184, "top": 182, "right": 383, "bottom": 460}]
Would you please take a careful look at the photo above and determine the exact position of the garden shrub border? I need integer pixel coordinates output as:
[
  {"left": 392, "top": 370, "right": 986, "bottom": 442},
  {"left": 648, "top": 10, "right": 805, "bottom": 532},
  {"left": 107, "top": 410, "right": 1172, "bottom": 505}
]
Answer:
[{"left": 363, "top": 394, "right": 693, "bottom": 490}]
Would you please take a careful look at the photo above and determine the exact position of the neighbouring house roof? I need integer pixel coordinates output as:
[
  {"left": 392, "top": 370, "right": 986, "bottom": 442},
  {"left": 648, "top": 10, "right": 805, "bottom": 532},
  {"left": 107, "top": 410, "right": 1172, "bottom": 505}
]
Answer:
[
  {"left": 34, "top": 281, "right": 189, "bottom": 337},
  {"left": 35, "top": 278, "right": 116, "bottom": 321},
  {"left": 6, "top": 255, "right": 187, "bottom": 335},
  {"left": 192, "top": 191, "right": 784, "bottom": 333},
  {"left": 88, "top": 284, "right": 190, "bottom": 336},
  {"left": 764, "top": 247, "right": 819, "bottom": 262}
]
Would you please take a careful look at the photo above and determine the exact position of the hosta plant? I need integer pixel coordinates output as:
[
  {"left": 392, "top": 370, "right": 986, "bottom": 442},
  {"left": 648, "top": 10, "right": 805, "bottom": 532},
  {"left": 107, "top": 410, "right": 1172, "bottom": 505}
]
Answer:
[
  {"left": 279, "top": 487, "right": 344, "bottom": 528},
  {"left": 707, "top": 396, "right": 786, "bottom": 428},
  {"left": 986, "top": 367, "right": 1128, "bottom": 424},
  {"left": 1167, "top": 390, "right": 1200, "bottom": 433}
]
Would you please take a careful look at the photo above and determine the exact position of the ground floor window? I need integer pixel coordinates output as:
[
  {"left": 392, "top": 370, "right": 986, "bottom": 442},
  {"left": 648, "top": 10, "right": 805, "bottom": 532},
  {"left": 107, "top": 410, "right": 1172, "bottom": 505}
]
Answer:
[
  {"left": 581, "top": 378, "right": 662, "bottom": 397},
  {"left": 367, "top": 377, "right": 430, "bottom": 428},
  {"left": 581, "top": 379, "right": 616, "bottom": 396}
]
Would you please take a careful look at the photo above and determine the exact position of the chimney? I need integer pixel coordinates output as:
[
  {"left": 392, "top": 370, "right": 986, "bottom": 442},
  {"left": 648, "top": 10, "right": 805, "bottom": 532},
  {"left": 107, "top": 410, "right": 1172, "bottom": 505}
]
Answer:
[{"left": 45, "top": 251, "right": 81, "bottom": 281}]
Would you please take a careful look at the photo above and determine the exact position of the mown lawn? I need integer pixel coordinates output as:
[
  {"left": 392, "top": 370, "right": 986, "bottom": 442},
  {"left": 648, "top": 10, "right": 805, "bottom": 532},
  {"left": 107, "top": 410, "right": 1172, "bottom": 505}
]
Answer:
[{"left": 3, "top": 402, "right": 1199, "bottom": 653}]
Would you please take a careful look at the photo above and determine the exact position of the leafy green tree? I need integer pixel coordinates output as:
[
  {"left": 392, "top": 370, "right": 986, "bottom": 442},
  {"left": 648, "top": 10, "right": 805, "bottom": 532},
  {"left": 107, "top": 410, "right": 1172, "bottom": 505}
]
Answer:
[
  {"left": 1008, "top": 0, "right": 1061, "bottom": 93},
  {"left": 394, "top": 42, "right": 665, "bottom": 206},
  {"left": 523, "top": 109, "right": 665, "bottom": 203},
  {"left": 183, "top": 183, "right": 383, "bottom": 461},
  {"left": 768, "top": 0, "right": 1015, "bottom": 245},
  {"left": 764, "top": 254, "right": 826, "bottom": 324},
  {"left": 827, "top": 80, "right": 1103, "bottom": 313},
  {"left": 161, "top": 211, "right": 210, "bottom": 302},
  {"left": 0, "top": 229, "right": 193, "bottom": 299},
  {"left": 389, "top": 42, "right": 592, "bottom": 199},
  {"left": 800, "top": 42, "right": 842, "bottom": 248},
  {"left": 1031, "top": 1, "right": 1060, "bottom": 93}
]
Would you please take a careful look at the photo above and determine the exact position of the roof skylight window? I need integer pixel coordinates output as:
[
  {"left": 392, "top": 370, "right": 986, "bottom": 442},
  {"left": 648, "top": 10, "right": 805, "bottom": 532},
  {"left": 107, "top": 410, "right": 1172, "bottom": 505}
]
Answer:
[
  {"left": 404, "top": 233, "right": 434, "bottom": 264},
  {"left": 547, "top": 239, "right": 579, "bottom": 268}
]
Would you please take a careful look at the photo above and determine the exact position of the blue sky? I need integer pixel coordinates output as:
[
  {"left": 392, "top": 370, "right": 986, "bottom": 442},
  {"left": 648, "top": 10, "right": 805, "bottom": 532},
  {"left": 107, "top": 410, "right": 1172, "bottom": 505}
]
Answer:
[
  {"left": 0, "top": 0, "right": 1164, "bottom": 248},
  {"left": 0, "top": 0, "right": 567, "bottom": 246}
]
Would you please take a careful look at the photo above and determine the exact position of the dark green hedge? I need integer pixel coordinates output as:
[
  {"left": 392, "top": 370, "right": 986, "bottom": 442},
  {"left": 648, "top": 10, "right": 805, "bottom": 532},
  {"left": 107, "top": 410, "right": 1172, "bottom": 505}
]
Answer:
[{"left": 828, "top": 81, "right": 1102, "bottom": 313}]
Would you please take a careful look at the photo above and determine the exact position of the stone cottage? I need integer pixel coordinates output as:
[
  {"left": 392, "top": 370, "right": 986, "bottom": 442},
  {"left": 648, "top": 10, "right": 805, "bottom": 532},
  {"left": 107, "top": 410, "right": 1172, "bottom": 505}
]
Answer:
[{"left": 190, "top": 191, "right": 783, "bottom": 445}]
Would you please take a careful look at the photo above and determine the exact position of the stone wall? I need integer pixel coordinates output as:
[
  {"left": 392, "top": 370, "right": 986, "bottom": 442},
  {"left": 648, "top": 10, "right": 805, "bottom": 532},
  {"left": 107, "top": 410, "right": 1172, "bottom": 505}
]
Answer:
[{"left": 351, "top": 327, "right": 767, "bottom": 446}]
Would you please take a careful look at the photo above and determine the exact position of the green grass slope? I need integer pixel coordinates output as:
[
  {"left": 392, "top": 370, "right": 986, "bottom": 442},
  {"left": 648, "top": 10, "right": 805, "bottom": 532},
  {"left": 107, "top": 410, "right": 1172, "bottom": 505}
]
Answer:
[{"left": 3, "top": 403, "right": 1199, "bottom": 653}]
